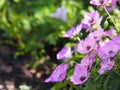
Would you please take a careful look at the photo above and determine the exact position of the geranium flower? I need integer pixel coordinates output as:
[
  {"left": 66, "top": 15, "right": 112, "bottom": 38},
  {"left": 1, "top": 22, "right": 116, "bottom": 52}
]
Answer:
[
  {"left": 45, "top": 64, "right": 68, "bottom": 82},
  {"left": 105, "top": 0, "right": 118, "bottom": 12},
  {"left": 112, "top": 35, "right": 120, "bottom": 44},
  {"left": 63, "top": 24, "right": 82, "bottom": 38},
  {"left": 88, "top": 28, "right": 104, "bottom": 42},
  {"left": 75, "top": 37, "right": 96, "bottom": 54},
  {"left": 52, "top": 7, "right": 68, "bottom": 22},
  {"left": 70, "top": 64, "right": 90, "bottom": 85},
  {"left": 57, "top": 46, "right": 72, "bottom": 60},
  {"left": 90, "top": 0, "right": 118, "bottom": 12},
  {"left": 90, "top": 0, "right": 108, "bottom": 6},
  {"left": 81, "top": 54, "right": 95, "bottom": 71},
  {"left": 98, "top": 41, "right": 119, "bottom": 59},
  {"left": 98, "top": 58, "right": 115, "bottom": 75},
  {"left": 81, "top": 11, "right": 102, "bottom": 32},
  {"left": 104, "top": 28, "right": 117, "bottom": 37}
]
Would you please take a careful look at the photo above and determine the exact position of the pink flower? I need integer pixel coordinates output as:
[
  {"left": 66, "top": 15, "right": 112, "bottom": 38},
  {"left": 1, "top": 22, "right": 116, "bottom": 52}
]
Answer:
[
  {"left": 90, "top": 0, "right": 118, "bottom": 12},
  {"left": 81, "top": 11, "right": 102, "bottom": 32},
  {"left": 81, "top": 54, "right": 95, "bottom": 71},
  {"left": 112, "top": 35, "right": 120, "bottom": 44},
  {"left": 88, "top": 28, "right": 104, "bottom": 42},
  {"left": 98, "top": 41, "right": 119, "bottom": 59},
  {"left": 90, "top": 0, "right": 108, "bottom": 6},
  {"left": 57, "top": 46, "right": 72, "bottom": 60},
  {"left": 70, "top": 64, "right": 90, "bottom": 85},
  {"left": 45, "top": 64, "right": 68, "bottom": 82},
  {"left": 63, "top": 24, "right": 82, "bottom": 38},
  {"left": 98, "top": 58, "right": 115, "bottom": 75},
  {"left": 106, "top": 0, "right": 118, "bottom": 12},
  {"left": 76, "top": 37, "right": 96, "bottom": 54},
  {"left": 104, "top": 28, "right": 117, "bottom": 37}
]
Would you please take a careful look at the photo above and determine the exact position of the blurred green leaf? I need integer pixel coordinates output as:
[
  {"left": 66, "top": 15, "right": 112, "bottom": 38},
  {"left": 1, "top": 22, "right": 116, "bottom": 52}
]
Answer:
[
  {"left": 19, "top": 85, "right": 32, "bottom": 90},
  {"left": 0, "top": 0, "right": 6, "bottom": 9}
]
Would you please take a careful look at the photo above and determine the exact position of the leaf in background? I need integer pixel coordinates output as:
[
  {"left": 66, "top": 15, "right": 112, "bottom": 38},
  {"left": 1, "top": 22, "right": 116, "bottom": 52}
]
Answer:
[
  {"left": 105, "top": 71, "right": 120, "bottom": 90},
  {"left": 0, "top": 0, "right": 6, "bottom": 9},
  {"left": 50, "top": 82, "right": 66, "bottom": 90}
]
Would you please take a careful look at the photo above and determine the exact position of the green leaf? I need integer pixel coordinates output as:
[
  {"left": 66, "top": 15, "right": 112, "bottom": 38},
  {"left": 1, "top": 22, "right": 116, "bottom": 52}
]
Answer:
[
  {"left": 105, "top": 72, "right": 120, "bottom": 90},
  {"left": 19, "top": 85, "right": 32, "bottom": 90},
  {"left": 0, "top": 0, "right": 6, "bottom": 9},
  {"left": 50, "top": 82, "right": 66, "bottom": 90}
]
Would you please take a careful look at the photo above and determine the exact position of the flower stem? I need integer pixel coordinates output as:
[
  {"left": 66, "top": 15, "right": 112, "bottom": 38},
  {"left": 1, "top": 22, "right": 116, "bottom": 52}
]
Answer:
[{"left": 103, "top": 6, "right": 120, "bottom": 32}]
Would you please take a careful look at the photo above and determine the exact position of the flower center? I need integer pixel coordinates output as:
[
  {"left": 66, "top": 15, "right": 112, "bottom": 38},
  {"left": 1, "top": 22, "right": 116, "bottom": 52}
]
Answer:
[
  {"left": 94, "top": 36, "right": 97, "bottom": 39},
  {"left": 86, "top": 46, "right": 91, "bottom": 51},
  {"left": 89, "top": 18, "right": 94, "bottom": 23},
  {"left": 80, "top": 76, "right": 86, "bottom": 81},
  {"left": 100, "top": 0, "right": 104, "bottom": 4},
  {"left": 87, "top": 66, "right": 90, "bottom": 71},
  {"left": 108, "top": 50, "right": 113, "bottom": 54}
]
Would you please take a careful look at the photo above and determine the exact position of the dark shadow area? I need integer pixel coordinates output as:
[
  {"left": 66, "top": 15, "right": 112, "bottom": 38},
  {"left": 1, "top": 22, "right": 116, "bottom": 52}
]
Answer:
[{"left": 0, "top": 30, "right": 57, "bottom": 90}]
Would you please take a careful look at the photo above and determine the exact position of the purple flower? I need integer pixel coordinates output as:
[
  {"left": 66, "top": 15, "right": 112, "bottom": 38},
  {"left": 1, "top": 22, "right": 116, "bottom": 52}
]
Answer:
[
  {"left": 63, "top": 24, "right": 82, "bottom": 38},
  {"left": 98, "top": 41, "right": 119, "bottom": 59},
  {"left": 52, "top": 7, "right": 68, "bottom": 22},
  {"left": 88, "top": 28, "right": 104, "bottom": 42},
  {"left": 76, "top": 37, "right": 96, "bottom": 54},
  {"left": 90, "top": 0, "right": 108, "bottom": 6},
  {"left": 70, "top": 64, "right": 90, "bottom": 85},
  {"left": 106, "top": 0, "right": 118, "bottom": 12},
  {"left": 81, "top": 54, "right": 95, "bottom": 71},
  {"left": 112, "top": 35, "right": 120, "bottom": 44},
  {"left": 45, "top": 64, "right": 68, "bottom": 82},
  {"left": 90, "top": 0, "right": 118, "bottom": 12},
  {"left": 98, "top": 58, "right": 115, "bottom": 75},
  {"left": 57, "top": 46, "right": 72, "bottom": 60},
  {"left": 81, "top": 11, "right": 102, "bottom": 32},
  {"left": 104, "top": 28, "right": 117, "bottom": 37}
]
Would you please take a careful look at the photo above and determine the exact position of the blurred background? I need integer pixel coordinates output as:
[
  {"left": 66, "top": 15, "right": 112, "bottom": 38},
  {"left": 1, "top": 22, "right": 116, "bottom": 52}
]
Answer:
[{"left": 2, "top": 0, "right": 119, "bottom": 90}]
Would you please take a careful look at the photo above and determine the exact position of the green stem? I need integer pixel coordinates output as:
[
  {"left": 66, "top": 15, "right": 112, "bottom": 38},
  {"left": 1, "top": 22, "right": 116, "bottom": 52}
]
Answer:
[
  {"left": 103, "top": 6, "right": 120, "bottom": 32},
  {"left": 103, "top": 74, "right": 110, "bottom": 90}
]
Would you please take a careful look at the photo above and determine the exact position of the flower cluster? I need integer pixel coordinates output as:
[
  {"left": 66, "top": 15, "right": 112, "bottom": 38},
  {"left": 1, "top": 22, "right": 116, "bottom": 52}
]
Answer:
[{"left": 45, "top": 0, "right": 119, "bottom": 85}]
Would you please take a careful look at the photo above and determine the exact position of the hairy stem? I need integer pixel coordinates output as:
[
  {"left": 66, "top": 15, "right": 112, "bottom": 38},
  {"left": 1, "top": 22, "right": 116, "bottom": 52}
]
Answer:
[{"left": 103, "top": 6, "right": 120, "bottom": 32}]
